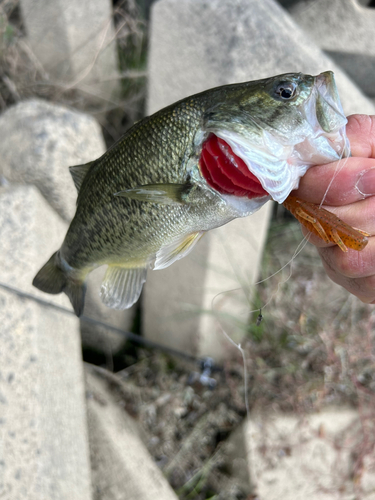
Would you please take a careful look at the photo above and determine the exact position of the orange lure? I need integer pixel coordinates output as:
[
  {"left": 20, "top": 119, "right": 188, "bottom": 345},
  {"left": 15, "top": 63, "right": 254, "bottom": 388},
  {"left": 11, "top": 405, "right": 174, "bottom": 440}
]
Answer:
[{"left": 283, "top": 195, "right": 370, "bottom": 252}]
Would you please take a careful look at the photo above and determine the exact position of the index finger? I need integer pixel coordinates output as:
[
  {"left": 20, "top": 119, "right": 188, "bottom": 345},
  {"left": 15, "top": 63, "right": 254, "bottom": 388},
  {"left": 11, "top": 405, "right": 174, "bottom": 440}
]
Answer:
[
  {"left": 293, "top": 157, "right": 375, "bottom": 205},
  {"left": 293, "top": 114, "right": 375, "bottom": 205}
]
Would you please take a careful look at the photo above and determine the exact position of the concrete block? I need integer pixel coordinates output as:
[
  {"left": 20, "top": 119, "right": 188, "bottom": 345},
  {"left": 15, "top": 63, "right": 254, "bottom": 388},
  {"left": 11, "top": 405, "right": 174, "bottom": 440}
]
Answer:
[
  {"left": 224, "top": 408, "right": 375, "bottom": 499},
  {"left": 143, "top": 204, "right": 272, "bottom": 361},
  {"left": 0, "top": 185, "right": 92, "bottom": 499},
  {"left": 85, "top": 364, "right": 178, "bottom": 500},
  {"left": 0, "top": 99, "right": 106, "bottom": 222},
  {"left": 0, "top": 99, "right": 136, "bottom": 353},
  {"left": 147, "top": 0, "right": 375, "bottom": 117},
  {"left": 282, "top": 0, "right": 375, "bottom": 97},
  {"left": 19, "top": 0, "right": 119, "bottom": 105},
  {"left": 144, "top": 0, "right": 375, "bottom": 361}
]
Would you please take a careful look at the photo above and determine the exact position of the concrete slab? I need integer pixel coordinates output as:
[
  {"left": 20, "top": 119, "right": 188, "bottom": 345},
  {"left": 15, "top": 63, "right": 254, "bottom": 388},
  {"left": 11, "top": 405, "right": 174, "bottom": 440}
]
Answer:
[
  {"left": 0, "top": 99, "right": 136, "bottom": 352},
  {"left": 143, "top": 203, "right": 272, "bottom": 361},
  {"left": 0, "top": 99, "right": 106, "bottom": 222},
  {"left": 147, "top": 0, "right": 375, "bottom": 117},
  {"left": 225, "top": 408, "right": 375, "bottom": 499},
  {"left": 85, "top": 364, "right": 178, "bottom": 500},
  {"left": 144, "top": 0, "right": 375, "bottom": 361},
  {"left": 0, "top": 185, "right": 92, "bottom": 499},
  {"left": 19, "top": 0, "right": 119, "bottom": 106}
]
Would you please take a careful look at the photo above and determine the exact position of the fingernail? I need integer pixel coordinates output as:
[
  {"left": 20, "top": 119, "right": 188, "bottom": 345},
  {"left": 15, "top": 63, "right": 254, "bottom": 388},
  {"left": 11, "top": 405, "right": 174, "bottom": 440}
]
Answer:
[{"left": 356, "top": 167, "right": 375, "bottom": 197}]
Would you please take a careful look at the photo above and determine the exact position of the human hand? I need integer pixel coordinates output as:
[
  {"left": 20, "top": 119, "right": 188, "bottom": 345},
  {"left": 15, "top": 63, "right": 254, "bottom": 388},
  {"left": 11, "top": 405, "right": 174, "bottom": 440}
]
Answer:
[{"left": 293, "top": 114, "right": 375, "bottom": 303}]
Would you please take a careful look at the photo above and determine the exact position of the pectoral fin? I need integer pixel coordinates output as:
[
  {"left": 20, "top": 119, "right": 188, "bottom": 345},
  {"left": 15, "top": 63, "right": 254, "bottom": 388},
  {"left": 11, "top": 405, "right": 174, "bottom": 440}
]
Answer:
[
  {"left": 100, "top": 265, "right": 147, "bottom": 309},
  {"left": 154, "top": 231, "right": 205, "bottom": 270},
  {"left": 114, "top": 183, "right": 191, "bottom": 205}
]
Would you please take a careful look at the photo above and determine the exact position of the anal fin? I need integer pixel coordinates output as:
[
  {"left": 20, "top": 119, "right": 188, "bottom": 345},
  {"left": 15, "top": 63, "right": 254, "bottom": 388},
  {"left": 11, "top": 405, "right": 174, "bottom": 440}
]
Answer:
[
  {"left": 66, "top": 279, "right": 87, "bottom": 317},
  {"left": 100, "top": 265, "right": 147, "bottom": 310},
  {"left": 154, "top": 231, "right": 205, "bottom": 270}
]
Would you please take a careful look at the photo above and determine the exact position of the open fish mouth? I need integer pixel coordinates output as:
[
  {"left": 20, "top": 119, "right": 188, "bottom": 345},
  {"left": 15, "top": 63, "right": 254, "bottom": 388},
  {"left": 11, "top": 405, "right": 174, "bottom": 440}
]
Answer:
[
  {"left": 293, "top": 71, "right": 349, "bottom": 165},
  {"left": 200, "top": 71, "right": 350, "bottom": 204},
  {"left": 199, "top": 133, "right": 269, "bottom": 199}
]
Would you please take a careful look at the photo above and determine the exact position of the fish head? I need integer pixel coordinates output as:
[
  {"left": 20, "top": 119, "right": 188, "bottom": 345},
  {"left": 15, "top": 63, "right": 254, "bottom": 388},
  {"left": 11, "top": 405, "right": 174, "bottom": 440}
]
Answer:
[{"left": 199, "top": 71, "right": 349, "bottom": 208}]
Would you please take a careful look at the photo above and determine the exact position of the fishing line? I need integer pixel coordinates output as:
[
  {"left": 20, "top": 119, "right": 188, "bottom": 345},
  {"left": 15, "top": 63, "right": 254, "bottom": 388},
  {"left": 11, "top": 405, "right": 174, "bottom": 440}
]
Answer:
[
  {"left": 209, "top": 236, "right": 308, "bottom": 417},
  {"left": 210, "top": 217, "right": 312, "bottom": 417},
  {"left": 254, "top": 233, "right": 310, "bottom": 310},
  {"left": 212, "top": 128, "right": 341, "bottom": 316},
  {"left": 255, "top": 232, "right": 310, "bottom": 286},
  {"left": 211, "top": 279, "right": 253, "bottom": 419},
  {"left": 0, "top": 280, "right": 200, "bottom": 364},
  {"left": 255, "top": 144, "right": 350, "bottom": 302},
  {"left": 216, "top": 322, "right": 250, "bottom": 419},
  {"left": 319, "top": 153, "right": 349, "bottom": 208},
  {"left": 210, "top": 127, "right": 351, "bottom": 418},
  {"left": 211, "top": 224, "right": 310, "bottom": 313}
]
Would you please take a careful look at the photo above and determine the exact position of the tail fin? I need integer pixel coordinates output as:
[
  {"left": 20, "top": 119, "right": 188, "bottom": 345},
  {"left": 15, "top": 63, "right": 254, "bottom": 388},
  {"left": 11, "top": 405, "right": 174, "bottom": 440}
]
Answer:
[
  {"left": 33, "top": 252, "right": 66, "bottom": 294},
  {"left": 33, "top": 251, "right": 86, "bottom": 317}
]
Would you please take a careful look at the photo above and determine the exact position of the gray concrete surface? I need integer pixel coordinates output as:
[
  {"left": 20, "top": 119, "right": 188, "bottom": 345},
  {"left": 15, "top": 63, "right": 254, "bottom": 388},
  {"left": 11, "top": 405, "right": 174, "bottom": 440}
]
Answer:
[
  {"left": 147, "top": 0, "right": 375, "bottom": 117},
  {"left": 0, "top": 185, "right": 92, "bottom": 500},
  {"left": 0, "top": 99, "right": 136, "bottom": 352},
  {"left": 225, "top": 408, "right": 375, "bottom": 499},
  {"left": 144, "top": 0, "right": 375, "bottom": 361},
  {"left": 85, "top": 365, "right": 179, "bottom": 500},
  {"left": 283, "top": 0, "right": 375, "bottom": 98},
  {"left": 143, "top": 204, "right": 272, "bottom": 361},
  {"left": 0, "top": 99, "right": 106, "bottom": 222},
  {"left": 19, "top": 0, "right": 119, "bottom": 106}
]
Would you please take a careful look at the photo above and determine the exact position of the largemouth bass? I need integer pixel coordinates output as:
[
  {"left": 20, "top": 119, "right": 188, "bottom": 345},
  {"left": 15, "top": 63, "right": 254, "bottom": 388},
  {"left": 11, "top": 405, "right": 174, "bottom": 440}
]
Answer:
[{"left": 33, "top": 71, "right": 352, "bottom": 317}]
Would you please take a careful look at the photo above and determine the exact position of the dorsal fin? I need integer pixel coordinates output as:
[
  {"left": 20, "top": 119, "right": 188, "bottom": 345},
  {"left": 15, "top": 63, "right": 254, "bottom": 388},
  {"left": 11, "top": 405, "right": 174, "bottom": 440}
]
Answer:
[{"left": 69, "top": 161, "right": 94, "bottom": 193}]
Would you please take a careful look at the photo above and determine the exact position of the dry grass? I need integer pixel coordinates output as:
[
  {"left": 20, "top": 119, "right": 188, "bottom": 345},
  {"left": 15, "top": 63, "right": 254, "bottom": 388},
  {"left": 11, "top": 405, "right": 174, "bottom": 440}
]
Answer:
[
  {"left": 0, "top": 0, "right": 147, "bottom": 145},
  {"left": 250, "top": 217, "right": 375, "bottom": 413}
]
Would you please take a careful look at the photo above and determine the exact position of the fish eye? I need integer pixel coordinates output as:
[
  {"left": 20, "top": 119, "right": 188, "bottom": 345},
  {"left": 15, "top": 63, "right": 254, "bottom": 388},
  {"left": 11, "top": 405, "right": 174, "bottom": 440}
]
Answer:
[{"left": 274, "top": 82, "right": 297, "bottom": 100}]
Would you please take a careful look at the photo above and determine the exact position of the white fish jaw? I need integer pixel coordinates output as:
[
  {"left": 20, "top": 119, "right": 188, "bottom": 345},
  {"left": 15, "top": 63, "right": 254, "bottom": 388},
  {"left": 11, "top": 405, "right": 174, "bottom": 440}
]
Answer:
[{"left": 210, "top": 72, "right": 349, "bottom": 204}]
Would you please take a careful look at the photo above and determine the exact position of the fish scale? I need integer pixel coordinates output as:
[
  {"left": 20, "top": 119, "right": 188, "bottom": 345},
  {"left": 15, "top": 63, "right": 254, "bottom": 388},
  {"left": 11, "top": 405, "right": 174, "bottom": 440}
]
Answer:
[
  {"left": 65, "top": 100, "right": 213, "bottom": 265},
  {"left": 33, "top": 72, "right": 352, "bottom": 316}
]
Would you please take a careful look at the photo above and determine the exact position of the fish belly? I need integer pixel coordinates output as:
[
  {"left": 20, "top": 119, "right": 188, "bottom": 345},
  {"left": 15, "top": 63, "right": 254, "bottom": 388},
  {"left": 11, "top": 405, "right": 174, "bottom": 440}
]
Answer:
[{"left": 61, "top": 196, "right": 237, "bottom": 272}]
